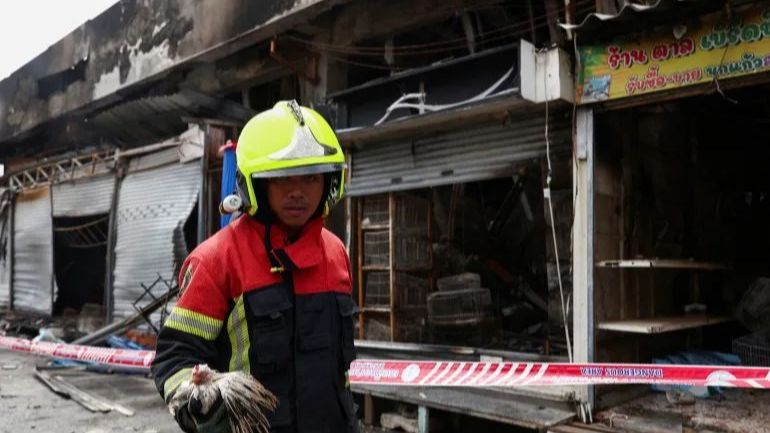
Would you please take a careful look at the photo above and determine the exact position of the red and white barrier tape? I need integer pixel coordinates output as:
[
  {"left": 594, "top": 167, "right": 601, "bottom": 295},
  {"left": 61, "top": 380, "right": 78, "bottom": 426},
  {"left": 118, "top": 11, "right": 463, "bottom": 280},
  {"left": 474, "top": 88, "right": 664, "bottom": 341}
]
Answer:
[
  {"left": 0, "top": 335, "right": 155, "bottom": 369},
  {"left": 2, "top": 335, "right": 769, "bottom": 388},
  {"left": 348, "top": 360, "right": 770, "bottom": 389}
]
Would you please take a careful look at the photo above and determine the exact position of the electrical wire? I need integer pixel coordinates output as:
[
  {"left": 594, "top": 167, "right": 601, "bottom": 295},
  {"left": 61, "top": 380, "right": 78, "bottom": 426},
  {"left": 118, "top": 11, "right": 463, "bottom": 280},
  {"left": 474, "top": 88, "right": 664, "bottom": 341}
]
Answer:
[
  {"left": 286, "top": 0, "right": 594, "bottom": 56},
  {"left": 541, "top": 44, "right": 574, "bottom": 363},
  {"left": 301, "top": 1, "right": 596, "bottom": 71}
]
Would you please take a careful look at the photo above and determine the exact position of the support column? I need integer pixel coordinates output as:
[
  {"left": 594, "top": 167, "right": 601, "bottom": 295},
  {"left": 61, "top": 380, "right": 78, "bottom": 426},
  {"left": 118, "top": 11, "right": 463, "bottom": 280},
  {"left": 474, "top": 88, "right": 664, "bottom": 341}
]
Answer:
[{"left": 573, "top": 107, "right": 595, "bottom": 416}]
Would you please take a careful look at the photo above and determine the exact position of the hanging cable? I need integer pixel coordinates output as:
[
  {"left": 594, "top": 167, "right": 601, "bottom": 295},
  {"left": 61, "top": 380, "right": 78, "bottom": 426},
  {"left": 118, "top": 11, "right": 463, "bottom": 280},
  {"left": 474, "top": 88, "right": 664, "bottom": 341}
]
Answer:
[
  {"left": 285, "top": 0, "right": 594, "bottom": 60},
  {"left": 306, "top": 1, "right": 596, "bottom": 72},
  {"left": 373, "top": 66, "right": 514, "bottom": 125},
  {"left": 540, "top": 44, "right": 574, "bottom": 363}
]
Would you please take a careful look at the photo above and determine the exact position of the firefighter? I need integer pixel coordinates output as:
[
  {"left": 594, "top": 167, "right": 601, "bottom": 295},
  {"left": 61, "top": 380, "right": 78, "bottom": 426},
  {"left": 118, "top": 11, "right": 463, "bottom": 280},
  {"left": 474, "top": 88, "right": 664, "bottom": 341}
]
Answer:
[{"left": 152, "top": 100, "right": 357, "bottom": 433}]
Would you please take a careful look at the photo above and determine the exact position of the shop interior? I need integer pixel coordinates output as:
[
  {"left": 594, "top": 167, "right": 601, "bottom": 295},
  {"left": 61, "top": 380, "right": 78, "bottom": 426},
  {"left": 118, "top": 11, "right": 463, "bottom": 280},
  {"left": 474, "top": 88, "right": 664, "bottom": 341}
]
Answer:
[
  {"left": 354, "top": 163, "right": 571, "bottom": 356},
  {"left": 593, "top": 85, "right": 770, "bottom": 370}
]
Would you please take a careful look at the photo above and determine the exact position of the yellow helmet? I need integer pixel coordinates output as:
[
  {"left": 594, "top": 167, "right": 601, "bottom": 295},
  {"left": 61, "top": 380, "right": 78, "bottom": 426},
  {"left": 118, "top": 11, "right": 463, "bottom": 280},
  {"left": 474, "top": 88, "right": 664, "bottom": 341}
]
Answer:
[{"left": 235, "top": 100, "right": 346, "bottom": 217}]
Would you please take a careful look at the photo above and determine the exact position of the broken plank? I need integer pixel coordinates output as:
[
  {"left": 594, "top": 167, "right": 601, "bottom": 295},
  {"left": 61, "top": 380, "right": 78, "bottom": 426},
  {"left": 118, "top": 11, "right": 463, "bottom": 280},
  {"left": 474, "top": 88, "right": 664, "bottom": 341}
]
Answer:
[{"left": 34, "top": 367, "right": 134, "bottom": 415}]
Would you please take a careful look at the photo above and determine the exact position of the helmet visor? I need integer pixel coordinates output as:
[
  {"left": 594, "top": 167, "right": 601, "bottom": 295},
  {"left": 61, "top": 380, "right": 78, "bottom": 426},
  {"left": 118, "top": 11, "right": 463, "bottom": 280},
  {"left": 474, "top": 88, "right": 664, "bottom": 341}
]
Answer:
[{"left": 250, "top": 162, "right": 346, "bottom": 179}]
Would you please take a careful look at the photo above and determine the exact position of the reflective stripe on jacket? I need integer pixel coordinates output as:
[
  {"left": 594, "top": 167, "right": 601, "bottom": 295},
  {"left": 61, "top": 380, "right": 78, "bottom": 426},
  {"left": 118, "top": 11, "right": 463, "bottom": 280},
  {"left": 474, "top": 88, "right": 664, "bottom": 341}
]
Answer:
[{"left": 151, "top": 216, "right": 357, "bottom": 433}]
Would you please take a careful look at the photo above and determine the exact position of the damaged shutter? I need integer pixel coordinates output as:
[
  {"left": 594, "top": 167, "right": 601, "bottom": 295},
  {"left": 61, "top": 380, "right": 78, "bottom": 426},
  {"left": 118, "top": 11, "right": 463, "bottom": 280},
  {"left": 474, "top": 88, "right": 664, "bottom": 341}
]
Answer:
[
  {"left": 111, "top": 156, "right": 201, "bottom": 320},
  {"left": 0, "top": 189, "right": 11, "bottom": 308},
  {"left": 52, "top": 175, "right": 116, "bottom": 217},
  {"left": 13, "top": 187, "right": 54, "bottom": 314},
  {"left": 347, "top": 114, "right": 571, "bottom": 196}
]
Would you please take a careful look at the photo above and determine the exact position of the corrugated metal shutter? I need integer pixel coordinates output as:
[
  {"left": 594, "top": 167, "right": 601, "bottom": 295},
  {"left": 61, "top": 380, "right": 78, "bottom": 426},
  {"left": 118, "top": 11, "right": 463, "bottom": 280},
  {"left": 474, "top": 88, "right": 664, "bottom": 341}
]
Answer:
[
  {"left": 52, "top": 175, "right": 116, "bottom": 217},
  {"left": 348, "top": 114, "right": 571, "bottom": 196},
  {"left": 13, "top": 187, "right": 53, "bottom": 313},
  {"left": 111, "top": 158, "right": 201, "bottom": 320},
  {"left": 0, "top": 189, "right": 11, "bottom": 308}
]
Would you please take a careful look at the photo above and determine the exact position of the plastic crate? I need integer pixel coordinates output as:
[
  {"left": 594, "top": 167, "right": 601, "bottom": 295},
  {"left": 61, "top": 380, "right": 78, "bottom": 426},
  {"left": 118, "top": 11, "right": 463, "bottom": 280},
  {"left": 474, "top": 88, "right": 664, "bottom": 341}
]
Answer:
[{"left": 733, "top": 333, "right": 770, "bottom": 366}]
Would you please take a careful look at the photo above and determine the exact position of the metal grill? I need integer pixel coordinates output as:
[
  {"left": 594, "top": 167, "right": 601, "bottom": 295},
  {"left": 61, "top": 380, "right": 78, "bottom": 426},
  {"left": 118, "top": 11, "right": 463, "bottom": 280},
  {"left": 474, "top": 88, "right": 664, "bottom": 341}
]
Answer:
[
  {"left": 427, "top": 288, "right": 492, "bottom": 326},
  {"left": 733, "top": 333, "right": 770, "bottom": 366}
]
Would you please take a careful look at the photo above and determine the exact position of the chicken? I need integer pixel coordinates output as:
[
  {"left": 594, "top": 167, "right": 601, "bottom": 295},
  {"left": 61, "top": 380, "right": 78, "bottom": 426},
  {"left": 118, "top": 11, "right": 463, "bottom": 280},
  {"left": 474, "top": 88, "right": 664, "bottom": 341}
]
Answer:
[{"left": 168, "top": 364, "right": 278, "bottom": 433}]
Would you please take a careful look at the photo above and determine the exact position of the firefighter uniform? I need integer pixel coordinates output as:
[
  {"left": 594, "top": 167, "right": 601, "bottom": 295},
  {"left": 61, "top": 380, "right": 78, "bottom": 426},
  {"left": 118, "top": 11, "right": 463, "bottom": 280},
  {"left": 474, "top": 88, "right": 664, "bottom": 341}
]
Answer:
[{"left": 151, "top": 214, "right": 357, "bottom": 433}]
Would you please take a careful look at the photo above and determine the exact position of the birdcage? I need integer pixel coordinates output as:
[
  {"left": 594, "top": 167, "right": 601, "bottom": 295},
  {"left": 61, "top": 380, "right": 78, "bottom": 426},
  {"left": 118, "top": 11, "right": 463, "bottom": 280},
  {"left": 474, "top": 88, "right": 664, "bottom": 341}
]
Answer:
[
  {"left": 395, "top": 194, "right": 430, "bottom": 229},
  {"left": 363, "top": 230, "right": 389, "bottom": 266},
  {"left": 362, "top": 195, "right": 389, "bottom": 227},
  {"left": 396, "top": 272, "right": 431, "bottom": 307},
  {"left": 395, "top": 234, "right": 430, "bottom": 269},
  {"left": 733, "top": 333, "right": 770, "bottom": 366},
  {"left": 365, "top": 272, "right": 390, "bottom": 307},
  {"left": 427, "top": 288, "right": 492, "bottom": 326},
  {"left": 365, "top": 318, "right": 391, "bottom": 341}
]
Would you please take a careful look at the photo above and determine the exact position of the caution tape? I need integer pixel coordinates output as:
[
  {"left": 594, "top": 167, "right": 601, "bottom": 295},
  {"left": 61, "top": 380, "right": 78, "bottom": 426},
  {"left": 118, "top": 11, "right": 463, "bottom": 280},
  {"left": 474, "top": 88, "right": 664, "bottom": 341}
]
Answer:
[
  {"left": 2, "top": 335, "right": 770, "bottom": 388},
  {"left": 0, "top": 335, "right": 155, "bottom": 369},
  {"left": 348, "top": 360, "right": 770, "bottom": 389}
]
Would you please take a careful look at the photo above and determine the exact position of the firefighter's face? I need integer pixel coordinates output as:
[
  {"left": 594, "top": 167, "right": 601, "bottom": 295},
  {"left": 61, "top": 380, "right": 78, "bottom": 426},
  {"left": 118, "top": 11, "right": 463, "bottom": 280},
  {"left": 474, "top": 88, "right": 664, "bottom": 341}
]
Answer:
[{"left": 267, "top": 174, "right": 324, "bottom": 231}]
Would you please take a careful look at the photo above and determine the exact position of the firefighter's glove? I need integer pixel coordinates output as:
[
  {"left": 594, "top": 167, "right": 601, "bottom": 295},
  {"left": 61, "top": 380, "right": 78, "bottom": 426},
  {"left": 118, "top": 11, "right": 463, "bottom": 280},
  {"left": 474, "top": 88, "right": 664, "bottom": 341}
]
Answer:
[{"left": 174, "top": 394, "right": 230, "bottom": 433}]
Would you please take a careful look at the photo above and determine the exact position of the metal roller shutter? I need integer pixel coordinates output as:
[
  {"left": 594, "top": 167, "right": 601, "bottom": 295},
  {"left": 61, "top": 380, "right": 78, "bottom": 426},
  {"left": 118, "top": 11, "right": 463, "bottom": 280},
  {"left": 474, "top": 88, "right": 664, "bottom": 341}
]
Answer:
[
  {"left": 348, "top": 114, "right": 571, "bottom": 196},
  {"left": 52, "top": 175, "right": 116, "bottom": 217},
  {"left": 111, "top": 157, "right": 201, "bottom": 320},
  {"left": 13, "top": 187, "right": 54, "bottom": 313}
]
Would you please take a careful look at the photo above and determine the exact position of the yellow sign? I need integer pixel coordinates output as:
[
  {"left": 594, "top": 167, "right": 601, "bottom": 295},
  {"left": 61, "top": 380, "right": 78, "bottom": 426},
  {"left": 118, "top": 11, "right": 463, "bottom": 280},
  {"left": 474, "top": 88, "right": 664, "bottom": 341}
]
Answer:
[{"left": 578, "top": 8, "right": 770, "bottom": 103}]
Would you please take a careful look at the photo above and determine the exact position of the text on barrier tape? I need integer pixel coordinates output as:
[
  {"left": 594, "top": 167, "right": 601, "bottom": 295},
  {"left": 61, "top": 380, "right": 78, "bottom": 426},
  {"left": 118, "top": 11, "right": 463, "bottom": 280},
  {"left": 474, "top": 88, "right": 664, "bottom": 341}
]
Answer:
[{"left": 2, "top": 335, "right": 769, "bottom": 388}]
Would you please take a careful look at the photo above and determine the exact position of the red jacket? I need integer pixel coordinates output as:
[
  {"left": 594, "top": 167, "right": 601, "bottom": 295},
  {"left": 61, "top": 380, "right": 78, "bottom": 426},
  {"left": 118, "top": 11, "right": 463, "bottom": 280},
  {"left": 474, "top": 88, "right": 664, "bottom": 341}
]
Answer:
[{"left": 152, "top": 215, "right": 357, "bottom": 432}]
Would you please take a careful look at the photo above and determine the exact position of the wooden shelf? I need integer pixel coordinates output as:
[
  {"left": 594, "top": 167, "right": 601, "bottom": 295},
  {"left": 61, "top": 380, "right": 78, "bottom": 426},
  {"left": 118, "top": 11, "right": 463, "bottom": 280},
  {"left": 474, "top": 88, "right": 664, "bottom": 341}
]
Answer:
[
  {"left": 361, "top": 224, "right": 390, "bottom": 231},
  {"left": 597, "top": 259, "right": 728, "bottom": 270},
  {"left": 362, "top": 306, "right": 391, "bottom": 313},
  {"left": 362, "top": 265, "right": 432, "bottom": 272},
  {"left": 362, "top": 265, "right": 390, "bottom": 272},
  {"left": 597, "top": 315, "right": 733, "bottom": 334}
]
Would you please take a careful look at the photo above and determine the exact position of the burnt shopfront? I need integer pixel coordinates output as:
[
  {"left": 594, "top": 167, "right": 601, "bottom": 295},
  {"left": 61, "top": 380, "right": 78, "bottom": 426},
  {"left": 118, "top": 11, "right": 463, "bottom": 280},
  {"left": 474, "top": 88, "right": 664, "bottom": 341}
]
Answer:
[
  {"left": 333, "top": 40, "right": 582, "bottom": 429},
  {"left": 571, "top": 5, "right": 770, "bottom": 429}
]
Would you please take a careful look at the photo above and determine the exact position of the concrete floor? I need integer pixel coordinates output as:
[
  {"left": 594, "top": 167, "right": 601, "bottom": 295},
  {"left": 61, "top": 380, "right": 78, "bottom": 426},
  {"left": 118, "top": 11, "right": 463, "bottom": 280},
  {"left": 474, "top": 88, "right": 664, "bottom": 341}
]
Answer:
[{"left": 0, "top": 348, "right": 179, "bottom": 433}]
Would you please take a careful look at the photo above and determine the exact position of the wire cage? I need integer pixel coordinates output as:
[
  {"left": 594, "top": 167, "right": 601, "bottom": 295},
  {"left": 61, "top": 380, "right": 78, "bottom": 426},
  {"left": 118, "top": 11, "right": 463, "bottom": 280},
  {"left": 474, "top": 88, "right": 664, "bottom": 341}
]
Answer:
[
  {"left": 363, "top": 230, "right": 390, "bottom": 266},
  {"left": 396, "top": 272, "right": 431, "bottom": 307},
  {"left": 362, "top": 195, "right": 389, "bottom": 227},
  {"left": 395, "top": 194, "right": 430, "bottom": 229},
  {"left": 397, "top": 319, "right": 427, "bottom": 343},
  {"left": 733, "top": 333, "right": 770, "bottom": 366},
  {"left": 364, "top": 318, "right": 391, "bottom": 341},
  {"left": 427, "top": 288, "right": 492, "bottom": 326},
  {"left": 365, "top": 272, "right": 390, "bottom": 307},
  {"left": 395, "top": 235, "right": 431, "bottom": 269}
]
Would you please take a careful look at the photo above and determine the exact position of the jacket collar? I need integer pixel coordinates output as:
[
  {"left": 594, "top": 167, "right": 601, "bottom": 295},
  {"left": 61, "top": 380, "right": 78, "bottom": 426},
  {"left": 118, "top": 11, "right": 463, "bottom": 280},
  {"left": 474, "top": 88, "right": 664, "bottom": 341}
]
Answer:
[{"left": 250, "top": 217, "right": 323, "bottom": 271}]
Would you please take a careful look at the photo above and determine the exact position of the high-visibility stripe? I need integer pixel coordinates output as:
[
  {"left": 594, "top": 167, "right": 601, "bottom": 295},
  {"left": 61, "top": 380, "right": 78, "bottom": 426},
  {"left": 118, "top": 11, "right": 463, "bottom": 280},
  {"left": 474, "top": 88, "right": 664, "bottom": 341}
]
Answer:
[
  {"left": 165, "top": 307, "right": 223, "bottom": 341},
  {"left": 227, "top": 296, "right": 251, "bottom": 373},
  {"left": 163, "top": 367, "right": 193, "bottom": 400}
]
